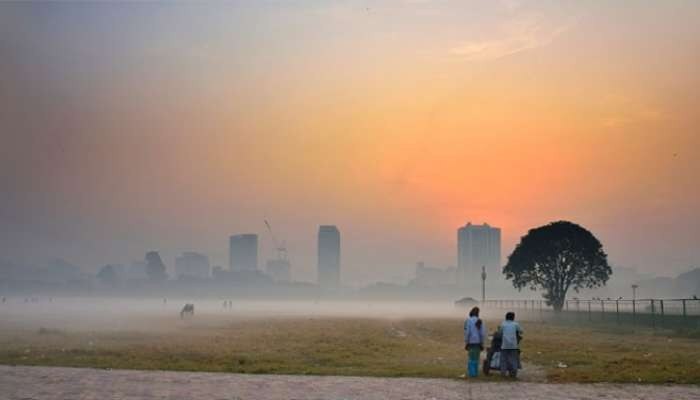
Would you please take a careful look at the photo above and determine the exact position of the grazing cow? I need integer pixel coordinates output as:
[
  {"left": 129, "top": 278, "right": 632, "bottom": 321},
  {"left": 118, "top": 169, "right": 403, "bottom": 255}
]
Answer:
[{"left": 180, "top": 303, "right": 194, "bottom": 319}]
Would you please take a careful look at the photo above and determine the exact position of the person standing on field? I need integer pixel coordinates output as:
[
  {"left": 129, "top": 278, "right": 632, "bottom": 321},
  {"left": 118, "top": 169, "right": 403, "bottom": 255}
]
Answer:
[
  {"left": 498, "top": 311, "right": 523, "bottom": 378},
  {"left": 463, "top": 306, "right": 487, "bottom": 377}
]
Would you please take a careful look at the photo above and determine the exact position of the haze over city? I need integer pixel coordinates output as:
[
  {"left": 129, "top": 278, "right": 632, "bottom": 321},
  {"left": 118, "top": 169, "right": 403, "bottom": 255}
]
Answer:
[
  {"left": 2, "top": 1, "right": 699, "bottom": 286},
  {"left": 3, "top": 2, "right": 700, "bottom": 398}
]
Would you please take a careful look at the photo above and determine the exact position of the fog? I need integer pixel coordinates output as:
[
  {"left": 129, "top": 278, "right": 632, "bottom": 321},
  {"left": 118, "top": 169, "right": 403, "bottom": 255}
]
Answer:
[
  {"left": 0, "top": 298, "right": 485, "bottom": 334},
  {"left": 2, "top": 1, "right": 700, "bottom": 287}
]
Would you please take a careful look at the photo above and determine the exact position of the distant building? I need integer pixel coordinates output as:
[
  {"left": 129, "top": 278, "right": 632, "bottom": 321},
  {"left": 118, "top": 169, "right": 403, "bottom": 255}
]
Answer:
[
  {"left": 110, "top": 264, "right": 127, "bottom": 280},
  {"left": 266, "top": 259, "right": 291, "bottom": 282},
  {"left": 128, "top": 260, "right": 148, "bottom": 280},
  {"left": 229, "top": 234, "right": 258, "bottom": 271},
  {"left": 317, "top": 225, "right": 340, "bottom": 289},
  {"left": 175, "top": 252, "right": 210, "bottom": 278},
  {"left": 414, "top": 262, "right": 456, "bottom": 287},
  {"left": 43, "top": 259, "right": 82, "bottom": 283},
  {"left": 145, "top": 251, "right": 168, "bottom": 282},
  {"left": 457, "top": 222, "right": 501, "bottom": 288}
]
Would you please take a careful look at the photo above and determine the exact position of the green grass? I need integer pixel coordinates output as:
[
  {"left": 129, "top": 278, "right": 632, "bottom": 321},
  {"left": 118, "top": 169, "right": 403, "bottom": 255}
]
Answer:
[
  {"left": 1, "top": 316, "right": 699, "bottom": 383},
  {"left": 523, "top": 322, "right": 700, "bottom": 383}
]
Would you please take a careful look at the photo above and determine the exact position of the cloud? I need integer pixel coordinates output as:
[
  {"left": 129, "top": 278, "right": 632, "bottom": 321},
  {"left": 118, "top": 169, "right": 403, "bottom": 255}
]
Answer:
[{"left": 450, "top": 14, "right": 573, "bottom": 61}]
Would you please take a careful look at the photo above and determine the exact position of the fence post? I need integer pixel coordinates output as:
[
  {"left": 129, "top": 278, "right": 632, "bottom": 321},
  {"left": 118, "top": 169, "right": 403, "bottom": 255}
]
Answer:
[
  {"left": 682, "top": 299, "right": 687, "bottom": 320},
  {"left": 601, "top": 300, "right": 605, "bottom": 321},
  {"left": 588, "top": 301, "right": 592, "bottom": 321},
  {"left": 565, "top": 300, "right": 569, "bottom": 312},
  {"left": 616, "top": 299, "right": 620, "bottom": 324},
  {"left": 577, "top": 300, "right": 580, "bottom": 322},
  {"left": 660, "top": 300, "right": 664, "bottom": 317},
  {"left": 651, "top": 300, "right": 656, "bottom": 329},
  {"left": 632, "top": 300, "right": 636, "bottom": 325}
]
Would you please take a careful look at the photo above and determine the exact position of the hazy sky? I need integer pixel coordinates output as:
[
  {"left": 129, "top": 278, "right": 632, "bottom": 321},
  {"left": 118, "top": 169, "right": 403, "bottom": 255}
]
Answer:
[{"left": 1, "top": 1, "right": 699, "bottom": 285}]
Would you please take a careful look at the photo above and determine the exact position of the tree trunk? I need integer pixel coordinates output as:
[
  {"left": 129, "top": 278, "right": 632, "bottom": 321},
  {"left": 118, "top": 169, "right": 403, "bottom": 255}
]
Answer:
[{"left": 550, "top": 294, "right": 565, "bottom": 312}]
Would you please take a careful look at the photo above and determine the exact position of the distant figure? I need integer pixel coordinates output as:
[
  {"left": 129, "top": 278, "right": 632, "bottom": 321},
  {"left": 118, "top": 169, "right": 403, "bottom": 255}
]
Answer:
[
  {"left": 180, "top": 303, "right": 194, "bottom": 319},
  {"left": 1, "top": 296, "right": 5, "bottom": 303},
  {"left": 463, "top": 306, "right": 487, "bottom": 378},
  {"left": 163, "top": 298, "right": 167, "bottom": 305},
  {"left": 498, "top": 311, "right": 523, "bottom": 378}
]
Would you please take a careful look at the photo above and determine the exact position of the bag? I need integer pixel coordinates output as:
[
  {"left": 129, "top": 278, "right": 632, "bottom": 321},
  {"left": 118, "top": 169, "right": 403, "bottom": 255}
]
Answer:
[{"left": 490, "top": 351, "right": 501, "bottom": 369}]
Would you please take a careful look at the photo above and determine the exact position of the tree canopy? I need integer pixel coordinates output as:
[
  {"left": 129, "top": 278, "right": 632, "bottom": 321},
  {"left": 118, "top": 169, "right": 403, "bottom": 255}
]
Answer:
[{"left": 503, "top": 221, "right": 612, "bottom": 311}]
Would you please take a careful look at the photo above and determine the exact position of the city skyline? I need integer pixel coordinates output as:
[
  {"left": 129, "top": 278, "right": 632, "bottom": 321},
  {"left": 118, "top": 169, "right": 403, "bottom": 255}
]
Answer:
[{"left": 1, "top": 1, "right": 699, "bottom": 285}]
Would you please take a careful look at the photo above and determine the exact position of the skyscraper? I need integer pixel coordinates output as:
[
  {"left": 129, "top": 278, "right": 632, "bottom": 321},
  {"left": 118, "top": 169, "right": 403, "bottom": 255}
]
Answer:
[
  {"left": 229, "top": 234, "right": 258, "bottom": 271},
  {"left": 457, "top": 223, "right": 501, "bottom": 288},
  {"left": 317, "top": 225, "right": 340, "bottom": 289},
  {"left": 175, "top": 252, "right": 210, "bottom": 278}
]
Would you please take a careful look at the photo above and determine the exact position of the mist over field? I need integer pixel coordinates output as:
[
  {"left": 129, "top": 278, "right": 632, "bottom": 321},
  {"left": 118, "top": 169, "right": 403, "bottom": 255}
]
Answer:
[{"left": 1, "top": 298, "right": 472, "bottom": 330}]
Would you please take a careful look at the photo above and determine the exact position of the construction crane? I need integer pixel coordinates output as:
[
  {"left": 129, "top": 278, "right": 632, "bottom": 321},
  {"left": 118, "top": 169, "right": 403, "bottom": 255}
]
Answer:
[{"left": 264, "top": 219, "right": 288, "bottom": 261}]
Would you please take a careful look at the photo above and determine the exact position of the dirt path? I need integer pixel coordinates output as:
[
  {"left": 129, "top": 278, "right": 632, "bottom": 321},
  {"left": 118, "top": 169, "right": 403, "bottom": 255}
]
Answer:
[{"left": 1, "top": 365, "right": 698, "bottom": 400}]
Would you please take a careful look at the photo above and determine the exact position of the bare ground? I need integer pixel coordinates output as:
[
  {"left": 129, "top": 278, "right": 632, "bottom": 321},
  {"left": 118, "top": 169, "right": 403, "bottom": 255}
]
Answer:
[{"left": 1, "top": 365, "right": 699, "bottom": 400}]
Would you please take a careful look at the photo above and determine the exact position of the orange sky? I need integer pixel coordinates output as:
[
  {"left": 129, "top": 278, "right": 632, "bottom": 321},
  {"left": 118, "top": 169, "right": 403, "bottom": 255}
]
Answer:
[{"left": 1, "top": 1, "right": 699, "bottom": 284}]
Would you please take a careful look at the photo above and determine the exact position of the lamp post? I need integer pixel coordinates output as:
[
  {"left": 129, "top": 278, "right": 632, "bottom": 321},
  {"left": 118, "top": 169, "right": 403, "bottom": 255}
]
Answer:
[{"left": 481, "top": 265, "right": 487, "bottom": 303}]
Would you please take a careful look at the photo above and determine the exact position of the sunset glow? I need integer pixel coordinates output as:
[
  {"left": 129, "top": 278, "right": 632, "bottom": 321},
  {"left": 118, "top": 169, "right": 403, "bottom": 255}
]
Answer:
[{"left": 1, "top": 1, "right": 699, "bottom": 284}]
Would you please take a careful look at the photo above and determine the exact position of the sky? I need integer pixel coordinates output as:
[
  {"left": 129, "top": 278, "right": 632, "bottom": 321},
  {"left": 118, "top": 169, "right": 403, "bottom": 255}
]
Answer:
[{"left": 1, "top": 1, "right": 699, "bottom": 285}]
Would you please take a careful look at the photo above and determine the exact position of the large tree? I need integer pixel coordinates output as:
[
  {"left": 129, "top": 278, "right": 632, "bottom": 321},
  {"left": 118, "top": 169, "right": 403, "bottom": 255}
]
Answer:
[{"left": 503, "top": 221, "right": 612, "bottom": 311}]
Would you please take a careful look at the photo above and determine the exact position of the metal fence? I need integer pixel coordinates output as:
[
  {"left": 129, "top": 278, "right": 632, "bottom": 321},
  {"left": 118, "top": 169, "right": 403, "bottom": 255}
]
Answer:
[{"left": 481, "top": 298, "right": 700, "bottom": 328}]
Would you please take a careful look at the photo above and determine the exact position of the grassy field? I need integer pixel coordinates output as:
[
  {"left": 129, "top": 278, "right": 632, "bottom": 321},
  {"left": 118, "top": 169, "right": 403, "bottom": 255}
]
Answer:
[{"left": 1, "top": 314, "right": 699, "bottom": 383}]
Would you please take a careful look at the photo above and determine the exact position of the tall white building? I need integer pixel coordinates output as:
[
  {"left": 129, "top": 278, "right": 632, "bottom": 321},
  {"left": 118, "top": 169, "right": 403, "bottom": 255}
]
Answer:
[{"left": 457, "top": 222, "right": 501, "bottom": 289}]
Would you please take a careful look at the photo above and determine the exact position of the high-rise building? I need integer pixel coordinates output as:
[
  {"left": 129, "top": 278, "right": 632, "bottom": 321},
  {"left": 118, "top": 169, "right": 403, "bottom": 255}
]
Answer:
[
  {"left": 229, "top": 234, "right": 258, "bottom": 271},
  {"left": 457, "top": 222, "right": 501, "bottom": 288},
  {"left": 317, "top": 225, "right": 340, "bottom": 289},
  {"left": 175, "top": 252, "right": 210, "bottom": 278}
]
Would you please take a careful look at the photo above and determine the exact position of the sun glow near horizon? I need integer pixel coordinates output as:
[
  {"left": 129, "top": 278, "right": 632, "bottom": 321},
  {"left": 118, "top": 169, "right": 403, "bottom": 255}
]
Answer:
[{"left": 1, "top": 1, "right": 699, "bottom": 283}]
